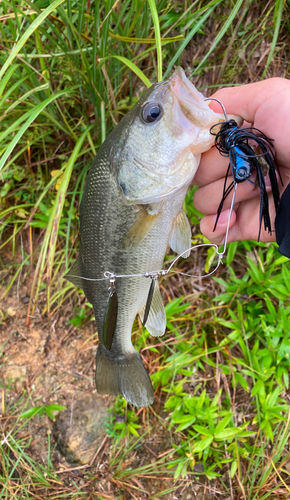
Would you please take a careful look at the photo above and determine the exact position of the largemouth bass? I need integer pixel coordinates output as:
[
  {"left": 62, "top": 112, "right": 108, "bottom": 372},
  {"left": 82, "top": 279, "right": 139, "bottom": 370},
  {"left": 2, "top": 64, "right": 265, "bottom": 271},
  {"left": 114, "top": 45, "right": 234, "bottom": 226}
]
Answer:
[{"left": 66, "top": 68, "right": 238, "bottom": 407}]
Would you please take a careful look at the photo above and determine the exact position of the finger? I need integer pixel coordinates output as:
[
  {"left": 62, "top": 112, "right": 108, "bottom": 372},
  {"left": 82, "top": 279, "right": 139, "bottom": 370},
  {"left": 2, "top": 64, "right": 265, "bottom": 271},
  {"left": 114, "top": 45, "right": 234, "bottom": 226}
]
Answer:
[
  {"left": 208, "top": 79, "right": 290, "bottom": 168},
  {"left": 195, "top": 147, "right": 228, "bottom": 187},
  {"left": 208, "top": 78, "right": 289, "bottom": 125},
  {"left": 200, "top": 198, "right": 277, "bottom": 244},
  {"left": 200, "top": 209, "right": 236, "bottom": 246},
  {"left": 194, "top": 173, "right": 265, "bottom": 215}
]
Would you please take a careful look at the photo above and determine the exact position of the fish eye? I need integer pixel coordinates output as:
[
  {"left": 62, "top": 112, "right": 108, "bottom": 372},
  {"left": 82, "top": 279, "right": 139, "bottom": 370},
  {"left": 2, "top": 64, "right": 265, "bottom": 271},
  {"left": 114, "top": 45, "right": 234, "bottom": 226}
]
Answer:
[{"left": 141, "top": 102, "right": 163, "bottom": 123}]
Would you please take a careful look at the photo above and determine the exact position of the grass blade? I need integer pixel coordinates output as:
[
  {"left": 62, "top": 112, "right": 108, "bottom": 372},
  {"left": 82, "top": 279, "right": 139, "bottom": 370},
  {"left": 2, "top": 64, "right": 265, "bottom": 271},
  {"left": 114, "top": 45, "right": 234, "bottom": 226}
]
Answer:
[
  {"left": 26, "top": 125, "right": 93, "bottom": 317},
  {"left": 147, "top": 0, "right": 162, "bottom": 81},
  {"left": 101, "top": 55, "right": 152, "bottom": 88},
  {"left": 192, "top": 0, "right": 245, "bottom": 76},
  {"left": 163, "top": 1, "right": 219, "bottom": 79},
  {"left": 0, "top": 87, "right": 77, "bottom": 172},
  {"left": 262, "top": 0, "right": 284, "bottom": 77}
]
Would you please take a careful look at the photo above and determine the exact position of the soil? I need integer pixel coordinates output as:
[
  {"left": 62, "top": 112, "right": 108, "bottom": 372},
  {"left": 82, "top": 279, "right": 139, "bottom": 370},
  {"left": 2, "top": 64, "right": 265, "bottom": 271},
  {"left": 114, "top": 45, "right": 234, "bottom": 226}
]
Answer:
[{"left": 0, "top": 263, "right": 217, "bottom": 499}]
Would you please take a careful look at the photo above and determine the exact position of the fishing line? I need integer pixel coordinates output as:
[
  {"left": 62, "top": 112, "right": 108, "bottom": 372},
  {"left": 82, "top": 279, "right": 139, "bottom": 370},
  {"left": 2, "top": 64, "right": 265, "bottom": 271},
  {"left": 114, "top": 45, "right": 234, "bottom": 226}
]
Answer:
[
  {"left": 66, "top": 244, "right": 223, "bottom": 283},
  {"left": 66, "top": 236, "right": 229, "bottom": 339},
  {"left": 66, "top": 205, "right": 234, "bottom": 284}
]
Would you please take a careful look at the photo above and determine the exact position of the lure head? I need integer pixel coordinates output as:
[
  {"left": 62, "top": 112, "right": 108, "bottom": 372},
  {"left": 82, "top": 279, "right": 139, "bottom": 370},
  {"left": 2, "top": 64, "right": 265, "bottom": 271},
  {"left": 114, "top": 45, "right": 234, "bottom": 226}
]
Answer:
[
  {"left": 109, "top": 67, "right": 239, "bottom": 204},
  {"left": 232, "top": 146, "right": 253, "bottom": 182}
]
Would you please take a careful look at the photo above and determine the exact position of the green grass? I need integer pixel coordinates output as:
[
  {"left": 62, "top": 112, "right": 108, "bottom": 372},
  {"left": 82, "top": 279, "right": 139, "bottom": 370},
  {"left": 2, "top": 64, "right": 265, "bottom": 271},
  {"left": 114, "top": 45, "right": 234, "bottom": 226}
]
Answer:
[{"left": 1, "top": 0, "right": 290, "bottom": 498}]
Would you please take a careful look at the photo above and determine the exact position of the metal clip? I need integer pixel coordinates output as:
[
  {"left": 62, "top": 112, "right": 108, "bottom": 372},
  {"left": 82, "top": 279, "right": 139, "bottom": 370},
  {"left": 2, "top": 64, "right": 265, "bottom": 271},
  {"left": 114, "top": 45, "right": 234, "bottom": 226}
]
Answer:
[
  {"left": 103, "top": 273, "right": 118, "bottom": 350},
  {"left": 143, "top": 275, "right": 158, "bottom": 328}
]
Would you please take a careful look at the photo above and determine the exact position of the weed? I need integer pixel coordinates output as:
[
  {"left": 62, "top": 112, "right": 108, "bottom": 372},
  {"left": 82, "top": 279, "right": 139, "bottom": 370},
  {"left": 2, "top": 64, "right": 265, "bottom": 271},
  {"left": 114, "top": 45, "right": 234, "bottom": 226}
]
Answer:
[
  {"left": 106, "top": 396, "right": 141, "bottom": 439},
  {"left": 20, "top": 403, "right": 66, "bottom": 420}
]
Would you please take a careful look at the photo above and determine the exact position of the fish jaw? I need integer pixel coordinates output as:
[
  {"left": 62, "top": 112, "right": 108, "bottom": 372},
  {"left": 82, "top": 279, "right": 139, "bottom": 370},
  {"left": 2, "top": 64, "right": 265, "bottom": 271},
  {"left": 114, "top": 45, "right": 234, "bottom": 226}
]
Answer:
[
  {"left": 169, "top": 67, "right": 240, "bottom": 154},
  {"left": 171, "top": 67, "right": 217, "bottom": 130}
]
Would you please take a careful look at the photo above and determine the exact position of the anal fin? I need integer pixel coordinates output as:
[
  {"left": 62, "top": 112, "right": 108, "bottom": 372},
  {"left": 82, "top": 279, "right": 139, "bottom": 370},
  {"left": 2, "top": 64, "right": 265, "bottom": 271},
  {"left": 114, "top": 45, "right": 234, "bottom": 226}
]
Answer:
[
  {"left": 169, "top": 209, "right": 191, "bottom": 258},
  {"left": 139, "top": 280, "right": 166, "bottom": 337}
]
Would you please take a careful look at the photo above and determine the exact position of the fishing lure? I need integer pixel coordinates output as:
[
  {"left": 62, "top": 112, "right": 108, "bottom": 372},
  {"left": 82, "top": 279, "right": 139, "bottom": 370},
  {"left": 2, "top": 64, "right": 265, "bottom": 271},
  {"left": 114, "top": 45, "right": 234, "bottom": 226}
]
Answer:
[{"left": 205, "top": 99, "right": 281, "bottom": 240}]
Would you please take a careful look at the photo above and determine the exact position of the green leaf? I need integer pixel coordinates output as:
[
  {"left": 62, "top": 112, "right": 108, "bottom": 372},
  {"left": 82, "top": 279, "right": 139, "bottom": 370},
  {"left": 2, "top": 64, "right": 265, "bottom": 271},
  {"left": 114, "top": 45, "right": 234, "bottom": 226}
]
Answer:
[
  {"left": 251, "top": 379, "right": 265, "bottom": 399},
  {"left": 44, "top": 404, "right": 66, "bottom": 412},
  {"left": 193, "top": 425, "right": 213, "bottom": 437},
  {"left": 230, "top": 460, "right": 237, "bottom": 478},
  {"left": 193, "top": 436, "right": 213, "bottom": 452},
  {"left": 20, "top": 404, "right": 66, "bottom": 420},
  {"left": 246, "top": 257, "right": 262, "bottom": 283},
  {"left": 102, "top": 56, "right": 151, "bottom": 88},
  {"left": 214, "top": 414, "right": 233, "bottom": 434},
  {"left": 20, "top": 407, "right": 43, "bottom": 419},
  {"left": 235, "top": 372, "right": 249, "bottom": 392},
  {"left": 174, "top": 459, "right": 187, "bottom": 479},
  {"left": 0, "top": 87, "right": 77, "bottom": 172},
  {"left": 176, "top": 416, "right": 196, "bottom": 432},
  {"left": 278, "top": 339, "right": 290, "bottom": 360},
  {"left": 226, "top": 241, "right": 238, "bottom": 265},
  {"left": 44, "top": 408, "right": 57, "bottom": 419},
  {"left": 214, "top": 428, "right": 241, "bottom": 440},
  {"left": 127, "top": 424, "right": 140, "bottom": 437},
  {"left": 264, "top": 421, "right": 274, "bottom": 442}
]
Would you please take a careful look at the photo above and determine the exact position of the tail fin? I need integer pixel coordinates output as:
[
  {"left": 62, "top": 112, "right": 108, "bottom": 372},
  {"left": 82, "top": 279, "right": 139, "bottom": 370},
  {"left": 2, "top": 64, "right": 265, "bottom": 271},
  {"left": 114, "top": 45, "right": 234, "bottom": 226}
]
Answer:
[{"left": 95, "top": 346, "right": 154, "bottom": 407}]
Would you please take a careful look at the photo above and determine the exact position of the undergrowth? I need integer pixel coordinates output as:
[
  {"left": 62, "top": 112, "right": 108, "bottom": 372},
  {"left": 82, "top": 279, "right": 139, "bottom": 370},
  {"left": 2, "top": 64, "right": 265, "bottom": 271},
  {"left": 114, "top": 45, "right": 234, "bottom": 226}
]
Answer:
[{"left": 1, "top": 0, "right": 290, "bottom": 499}]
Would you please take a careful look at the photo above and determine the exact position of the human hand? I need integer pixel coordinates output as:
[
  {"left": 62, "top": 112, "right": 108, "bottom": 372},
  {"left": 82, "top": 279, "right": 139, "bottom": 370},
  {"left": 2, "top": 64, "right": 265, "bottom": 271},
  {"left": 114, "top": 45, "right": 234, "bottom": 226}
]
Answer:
[{"left": 194, "top": 77, "right": 290, "bottom": 245}]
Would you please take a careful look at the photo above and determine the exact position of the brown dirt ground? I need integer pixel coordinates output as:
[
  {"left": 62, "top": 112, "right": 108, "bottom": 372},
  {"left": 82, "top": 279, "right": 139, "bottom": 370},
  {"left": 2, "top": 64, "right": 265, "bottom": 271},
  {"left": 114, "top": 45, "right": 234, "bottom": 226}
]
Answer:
[{"left": 0, "top": 249, "right": 218, "bottom": 499}]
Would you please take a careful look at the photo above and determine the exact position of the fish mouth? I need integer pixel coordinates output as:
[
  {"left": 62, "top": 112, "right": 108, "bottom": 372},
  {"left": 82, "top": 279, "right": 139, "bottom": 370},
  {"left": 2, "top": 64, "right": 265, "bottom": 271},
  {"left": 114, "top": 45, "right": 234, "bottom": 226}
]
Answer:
[
  {"left": 170, "top": 67, "right": 242, "bottom": 134},
  {"left": 170, "top": 67, "right": 212, "bottom": 129}
]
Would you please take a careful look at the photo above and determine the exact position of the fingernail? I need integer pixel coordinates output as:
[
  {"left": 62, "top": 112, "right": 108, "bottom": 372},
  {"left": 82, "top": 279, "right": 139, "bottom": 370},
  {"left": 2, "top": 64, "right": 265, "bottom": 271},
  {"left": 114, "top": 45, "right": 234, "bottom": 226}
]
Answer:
[{"left": 214, "top": 209, "right": 230, "bottom": 225}]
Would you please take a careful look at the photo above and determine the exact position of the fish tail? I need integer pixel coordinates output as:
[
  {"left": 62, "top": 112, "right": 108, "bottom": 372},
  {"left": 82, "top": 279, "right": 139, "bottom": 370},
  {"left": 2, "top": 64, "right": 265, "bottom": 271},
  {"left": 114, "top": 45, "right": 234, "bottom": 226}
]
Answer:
[{"left": 95, "top": 345, "right": 154, "bottom": 407}]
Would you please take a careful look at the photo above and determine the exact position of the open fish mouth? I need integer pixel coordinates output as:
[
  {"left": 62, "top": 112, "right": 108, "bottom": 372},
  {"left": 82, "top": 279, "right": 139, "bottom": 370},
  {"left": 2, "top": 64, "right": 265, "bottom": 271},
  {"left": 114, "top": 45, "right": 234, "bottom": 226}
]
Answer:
[
  {"left": 170, "top": 67, "right": 226, "bottom": 133},
  {"left": 170, "top": 67, "right": 211, "bottom": 129}
]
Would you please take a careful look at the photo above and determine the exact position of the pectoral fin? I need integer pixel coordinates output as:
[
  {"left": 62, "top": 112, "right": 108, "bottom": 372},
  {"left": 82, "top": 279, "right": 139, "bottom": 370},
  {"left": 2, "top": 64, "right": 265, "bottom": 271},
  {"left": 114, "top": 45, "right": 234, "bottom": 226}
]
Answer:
[
  {"left": 65, "top": 258, "right": 84, "bottom": 290},
  {"left": 121, "top": 208, "right": 159, "bottom": 249},
  {"left": 169, "top": 210, "right": 191, "bottom": 258},
  {"left": 139, "top": 280, "right": 166, "bottom": 337}
]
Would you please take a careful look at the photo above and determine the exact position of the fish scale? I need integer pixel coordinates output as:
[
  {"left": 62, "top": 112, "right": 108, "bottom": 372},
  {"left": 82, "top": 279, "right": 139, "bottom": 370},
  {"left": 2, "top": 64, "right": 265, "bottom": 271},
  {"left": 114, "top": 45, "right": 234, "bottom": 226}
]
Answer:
[{"left": 66, "top": 67, "right": 239, "bottom": 407}]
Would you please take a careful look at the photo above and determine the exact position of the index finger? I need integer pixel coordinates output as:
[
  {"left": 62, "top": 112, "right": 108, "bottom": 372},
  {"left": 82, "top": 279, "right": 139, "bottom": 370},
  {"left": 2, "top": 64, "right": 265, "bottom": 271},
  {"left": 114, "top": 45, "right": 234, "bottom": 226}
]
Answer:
[
  {"left": 208, "top": 78, "right": 290, "bottom": 169},
  {"left": 209, "top": 77, "right": 289, "bottom": 124}
]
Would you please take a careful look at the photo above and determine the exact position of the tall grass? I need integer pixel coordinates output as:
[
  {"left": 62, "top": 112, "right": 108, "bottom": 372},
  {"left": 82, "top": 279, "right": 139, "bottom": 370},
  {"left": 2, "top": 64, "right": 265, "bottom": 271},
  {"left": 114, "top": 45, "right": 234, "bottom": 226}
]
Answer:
[
  {"left": 1, "top": 0, "right": 288, "bottom": 310},
  {"left": 1, "top": 0, "right": 290, "bottom": 498}
]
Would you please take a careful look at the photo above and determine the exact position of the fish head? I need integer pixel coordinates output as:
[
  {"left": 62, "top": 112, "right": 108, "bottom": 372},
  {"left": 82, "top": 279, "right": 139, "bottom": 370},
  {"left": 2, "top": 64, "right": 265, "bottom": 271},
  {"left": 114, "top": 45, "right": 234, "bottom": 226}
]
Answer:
[{"left": 115, "top": 67, "right": 240, "bottom": 204}]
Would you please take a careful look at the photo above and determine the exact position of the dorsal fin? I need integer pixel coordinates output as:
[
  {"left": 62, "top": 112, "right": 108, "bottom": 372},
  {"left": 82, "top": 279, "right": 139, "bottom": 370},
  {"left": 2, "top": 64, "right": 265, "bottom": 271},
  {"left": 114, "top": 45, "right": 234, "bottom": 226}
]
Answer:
[
  {"left": 169, "top": 209, "right": 191, "bottom": 258},
  {"left": 64, "top": 258, "right": 84, "bottom": 290},
  {"left": 139, "top": 280, "right": 166, "bottom": 337}
]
